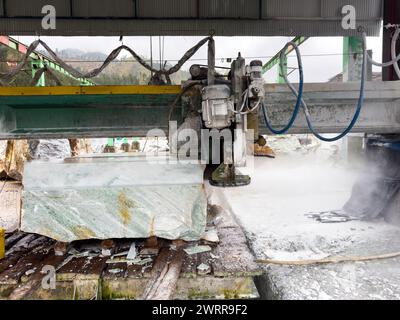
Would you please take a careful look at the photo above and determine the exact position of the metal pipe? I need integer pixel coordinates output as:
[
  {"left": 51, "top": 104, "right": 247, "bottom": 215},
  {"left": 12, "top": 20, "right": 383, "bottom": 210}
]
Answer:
[{"left": 207, "top": 38, "right": 215, "bottom": 86}]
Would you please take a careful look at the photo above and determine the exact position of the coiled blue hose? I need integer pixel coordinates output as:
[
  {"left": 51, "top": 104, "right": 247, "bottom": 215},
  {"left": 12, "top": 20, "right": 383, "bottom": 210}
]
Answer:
[
  {"left": 263, "top": 37, "right": 367, "bottom": 142},
  {"left": 288, "top": 40, "right": 366, "bottom": 142},
  {"left": 262, "top": 42, "right": 304, "bottom": 135}
]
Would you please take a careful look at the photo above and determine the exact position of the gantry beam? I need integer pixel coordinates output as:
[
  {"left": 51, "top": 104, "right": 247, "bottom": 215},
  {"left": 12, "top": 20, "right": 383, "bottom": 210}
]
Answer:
[
  {"left": 261, "top": 81, "right": 400, "bottom": 135},
  {"left": 0, "top": 82, "right": 399, "bottom": 139}
]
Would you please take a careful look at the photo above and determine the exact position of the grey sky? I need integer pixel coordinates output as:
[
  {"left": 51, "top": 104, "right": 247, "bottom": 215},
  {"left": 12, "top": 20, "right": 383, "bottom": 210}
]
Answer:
[{"left": 16, "top": 33, "right": 384, "bottom": 83}]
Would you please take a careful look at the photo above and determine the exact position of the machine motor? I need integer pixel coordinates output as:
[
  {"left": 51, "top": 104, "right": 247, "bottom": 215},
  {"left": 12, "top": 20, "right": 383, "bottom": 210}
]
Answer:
[{"left": 201, "top": 84, "right": 234, "bottom": 129}]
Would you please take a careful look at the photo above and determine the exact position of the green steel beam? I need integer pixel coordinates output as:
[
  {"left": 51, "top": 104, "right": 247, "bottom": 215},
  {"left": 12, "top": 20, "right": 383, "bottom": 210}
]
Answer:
[
  {"left": 0, "top": 36, "right": 95, "bottom": 86},
  {"left": 262, "top": 36, "right": 309, "bottom": 77},
  {"left": 0, "top": 85, "right": 183, "bottom": 139}
]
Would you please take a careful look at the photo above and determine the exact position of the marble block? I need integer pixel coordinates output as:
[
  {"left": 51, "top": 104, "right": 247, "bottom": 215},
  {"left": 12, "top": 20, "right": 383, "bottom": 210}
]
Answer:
[{"left": 21, "top": 154, "right": 207, "bottom": 242}]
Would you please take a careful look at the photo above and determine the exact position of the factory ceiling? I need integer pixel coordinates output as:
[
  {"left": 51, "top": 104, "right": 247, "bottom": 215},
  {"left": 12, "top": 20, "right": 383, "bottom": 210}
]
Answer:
[{"left": 0, "top": 0, "right": 383, "bottom": 36}]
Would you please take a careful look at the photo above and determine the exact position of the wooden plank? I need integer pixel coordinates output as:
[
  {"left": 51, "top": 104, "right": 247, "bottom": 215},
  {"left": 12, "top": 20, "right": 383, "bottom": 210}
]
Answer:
[
  {"left": 0, "top": 249, "right": 25, "bottom": 274},
  {"left": 0, "top": 236, "right": 53, "bottom": 274},
  {"left": 6, "top": 235, "right": 50, "bottom": 256},
  {"left": 57, "top": 256, "right": 108, "bottom": 281},
  {"left": 0, "top": 248, "right": 51, "bottom": 285},
  {"left": 8, "top": 254, "right": 67, "bottom": 300},
  {"left": 5, "top": 231, "right": 26, "bottom": 250},
  {"left": 142, "top": 248, "right": 184, "bottom": 300}
]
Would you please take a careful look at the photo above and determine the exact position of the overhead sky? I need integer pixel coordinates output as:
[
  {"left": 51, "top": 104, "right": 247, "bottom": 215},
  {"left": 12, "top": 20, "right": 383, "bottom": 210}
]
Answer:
[{"left": 16, "top": 32, "right": 384, "bottom": 83}]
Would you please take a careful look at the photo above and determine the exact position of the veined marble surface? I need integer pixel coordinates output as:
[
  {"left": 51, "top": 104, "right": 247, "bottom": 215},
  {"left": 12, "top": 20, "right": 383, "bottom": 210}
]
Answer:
[{"left": 21, "top": 154, "right": 207, "bottom": 242}]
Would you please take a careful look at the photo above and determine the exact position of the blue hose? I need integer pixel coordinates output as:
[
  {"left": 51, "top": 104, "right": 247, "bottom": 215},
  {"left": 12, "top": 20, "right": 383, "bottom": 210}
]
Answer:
[
  {"left": 267, "top": 38, "right": 367, "bottom": 142},
  {"left": 262, "top": 42, "right": 304, "bottom": 135},
  {"left": 301, "top": 45, "right": 366, "bottom": 142}
]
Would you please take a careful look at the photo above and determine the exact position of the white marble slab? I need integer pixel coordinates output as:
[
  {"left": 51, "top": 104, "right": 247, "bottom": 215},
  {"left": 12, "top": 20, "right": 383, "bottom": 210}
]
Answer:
[{"left": 21, "top": 154, "right": 207, "bottom": 242}]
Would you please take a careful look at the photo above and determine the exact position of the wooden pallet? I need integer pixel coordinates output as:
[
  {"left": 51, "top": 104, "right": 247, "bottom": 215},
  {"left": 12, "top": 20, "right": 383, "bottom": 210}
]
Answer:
[{"left": 0, "top": 207, "right": 261, "bottom": 300}]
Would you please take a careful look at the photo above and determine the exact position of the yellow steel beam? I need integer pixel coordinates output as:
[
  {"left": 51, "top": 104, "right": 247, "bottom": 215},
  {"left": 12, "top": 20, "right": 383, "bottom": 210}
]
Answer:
[
  {"left": 0, "top": 228, "right": 4, "bottom": 260},
  {"left": 0, "top": 85, "right": 182, "bottom": 96}
]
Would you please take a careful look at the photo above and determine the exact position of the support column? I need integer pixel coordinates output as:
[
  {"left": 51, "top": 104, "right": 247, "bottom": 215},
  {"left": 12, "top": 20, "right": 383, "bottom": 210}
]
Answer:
[
  {"left": 343, "top": 37, "right": 363, "bottom": 81},
  {"left": 342, "top": 37, "right": 370, "bottom": 161},
  {"left": 383, "top": 0, "right": 400, "bottom": 81},
  {"left": 343, "top": 37, "right": 373, "bottom": 82}
]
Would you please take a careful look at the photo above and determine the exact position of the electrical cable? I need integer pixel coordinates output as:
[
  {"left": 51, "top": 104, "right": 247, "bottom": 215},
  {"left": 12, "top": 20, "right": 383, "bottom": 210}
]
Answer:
[
  {"left": 234, "top": 97, "right": 263, "bottom": 115},
  {"left": 233, "top": 89, "right": 250, "bottom": 114},
  {"left": 362, "top": 29, "right": 400, "bottom": 68},
  {"left": 244, "top": 97, "right": 262, "bottom": 114},
  {"left": 391, "top": 28, "right": 400, "bottom": 79},
  {"left": 256, "top": 251, "right": 400, "bottom": 266},
  {"left": 168, "top": 81, "right": 201, "bottom": 124},
  {"left": 0, "top": 36, "right": 212, "bottom": 84}
]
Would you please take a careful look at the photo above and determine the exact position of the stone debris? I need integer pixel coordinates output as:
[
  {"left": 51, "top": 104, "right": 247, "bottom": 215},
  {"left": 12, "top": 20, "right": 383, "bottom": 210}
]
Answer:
[
  {"left": 25, "top": 268, "right": 36, "bottom": 276},
  {"left": 184, "top": 245, "right": 212, "bottom": 255},
  {"left": 210, "top": 253, "right": 219, "bottom": 259},
  {"left": 306, "top": 211, "right": 359, "bottom": 223},
  {"left": 108, "top": 268, "right": 124, "bottom": 274},
  {"left": 101, "top": 249, "right": 113, "bottom": 257},
  {"left": 201, "top": 229, "right": 219, "bottom": 243},
  {"left": 130, "top": 257, "right": 153, "bottom": 266},
  {"left": 197, "top": 263, "right": 211, "bottom": 275},
  {"left": 0, "top": 200, "right": 262, "bottom": 300},
  {"left": 106, "top": 256, "right": 153, "bottom": 266},
  {"left": 110, "top": 251, "right": 129, "bottom": 258},
  {"left": 106, "top": 258, "right": 127, "bottom": 264},
  {"left": 126, "top": 243, "right": 137, "bottom": 260}
]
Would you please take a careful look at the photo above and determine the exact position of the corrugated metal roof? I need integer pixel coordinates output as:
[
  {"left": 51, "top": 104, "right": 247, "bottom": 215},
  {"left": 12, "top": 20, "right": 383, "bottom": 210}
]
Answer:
[{"left": 0, "top": 0, "right": 383, "bottom": 36}]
